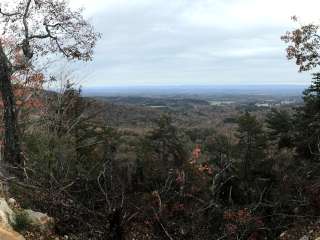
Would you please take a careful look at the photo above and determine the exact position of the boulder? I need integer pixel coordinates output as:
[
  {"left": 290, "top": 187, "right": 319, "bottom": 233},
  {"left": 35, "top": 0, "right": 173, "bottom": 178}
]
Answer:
[
  {"left": 0, "top": 228, "right": 25, "bottom": 240},
  {"left": 0, "top": 198, "right": 55, "bottom": 239},
  {"left": 8, "top": 198, "right": 17, "bottom": 208},
  {"left": 0, "top": 198, "right": 16, "bottom": 229},
  {"left": 0, "top": 198, "right": 24, "bottom": 240},
  {"left": 22, "top": 209, "right": 54, "bottom": 232}
]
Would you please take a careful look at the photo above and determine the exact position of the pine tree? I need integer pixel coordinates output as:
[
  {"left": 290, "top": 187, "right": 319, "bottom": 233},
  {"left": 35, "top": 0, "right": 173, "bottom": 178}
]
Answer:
[
  {"left": 237, "top": 112, "right": 267, "bottom": 181},
  {"left": 266, "top": 109, "right": 293, "bottom": 149},
  {"left": 205, "top": 134, "right": 233, "bottom": 167},
  {"left": 295, "top": 73, "right": 320, "bottom": 158},
  {"left": 139, "top": 114, "right": 190, "bottom": 187}
]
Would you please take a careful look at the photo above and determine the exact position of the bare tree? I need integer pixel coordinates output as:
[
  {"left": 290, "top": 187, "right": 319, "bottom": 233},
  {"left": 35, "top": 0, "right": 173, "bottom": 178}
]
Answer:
[{"left": 0, "top": 0, "right": 100, "bottom": 170}]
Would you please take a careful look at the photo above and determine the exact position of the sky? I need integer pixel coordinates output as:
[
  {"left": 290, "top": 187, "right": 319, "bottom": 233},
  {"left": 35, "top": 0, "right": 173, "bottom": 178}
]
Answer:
[{"left": 68, "top": 0, "right": 320, "bottom": 87}]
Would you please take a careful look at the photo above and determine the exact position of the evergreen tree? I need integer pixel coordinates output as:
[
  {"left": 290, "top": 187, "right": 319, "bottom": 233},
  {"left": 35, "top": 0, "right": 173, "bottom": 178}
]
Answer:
[
  {"left": 205, "top": 134, "right": 233, "bottom": 167},
  {"left": 295, "top": 73, "right": 320, "bottom": 158},
  {"left": 237, "top": 112, "right": 267, "bottom": 181},
  {"left": 139, "top": 114, "right": 190, "bottom": 187},
  {"left": 266, "top": 109, "right": 293, "bottom": 149},
  {"left": 147, "top": 114, "right": 189, "bottom": 169}
]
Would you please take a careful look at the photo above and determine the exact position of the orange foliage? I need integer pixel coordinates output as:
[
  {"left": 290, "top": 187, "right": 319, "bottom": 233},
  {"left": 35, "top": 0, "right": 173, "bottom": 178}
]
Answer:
[
  {"left": 190, "top": 144, "right": 214, "bottom": 175},
  {"left": 197, "top": 163, "right": 213, "bottom": 175},
  {"left": 192, "top": 144, "right": 201, "bottom": 161},
  {"left": 0, "top": 37, "right": 45, "bottom": 111},
  {"left": 224, "top": 208, "right": 252, "bottom": 224},
  {"left": 13, "top": 71, "right": 44, "bottom": 110},
  {"left": 223, "top": 208, "right": 264, "bottom": 238}
]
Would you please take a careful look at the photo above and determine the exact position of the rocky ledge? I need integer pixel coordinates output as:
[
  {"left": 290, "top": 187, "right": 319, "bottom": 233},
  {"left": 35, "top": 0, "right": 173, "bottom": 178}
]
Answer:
[{"left": 0, "top": 197, "right": 55, "bottom": 240}]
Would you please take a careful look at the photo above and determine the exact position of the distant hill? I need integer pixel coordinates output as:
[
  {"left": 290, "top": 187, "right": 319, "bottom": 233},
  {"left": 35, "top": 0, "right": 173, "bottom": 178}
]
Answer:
[{"left": 82, "top": 84, "right": 307, "bottom": 97}]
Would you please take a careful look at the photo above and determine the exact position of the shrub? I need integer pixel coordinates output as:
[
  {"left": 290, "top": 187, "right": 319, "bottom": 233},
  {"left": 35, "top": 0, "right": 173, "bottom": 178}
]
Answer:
[{"left": 13, "top": 211, "right": 31, "bottom": 232}]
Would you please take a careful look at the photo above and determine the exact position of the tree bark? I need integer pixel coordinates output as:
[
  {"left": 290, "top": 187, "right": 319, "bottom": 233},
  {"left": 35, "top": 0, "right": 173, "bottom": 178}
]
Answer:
[
  {"left": 109, "top": 208, "right": 123, "bottom": 240},
  {"left": 0, "top": 42, "right": 22, "bottom": 169}
]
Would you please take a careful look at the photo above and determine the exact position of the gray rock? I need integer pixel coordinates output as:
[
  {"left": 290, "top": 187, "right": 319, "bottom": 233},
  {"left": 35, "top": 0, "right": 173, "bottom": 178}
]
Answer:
[
  {"left": 23, "top": 209, "right": 54, "bottom": 232},
  {"left": 0, "top": 198, "right": 24, "bottom": 240},
  {"left": 0, "top": 198, "right": 16, "bottom": 228}
]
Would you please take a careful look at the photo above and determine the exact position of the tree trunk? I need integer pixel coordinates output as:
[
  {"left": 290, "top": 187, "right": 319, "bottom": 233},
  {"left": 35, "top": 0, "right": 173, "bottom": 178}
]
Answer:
[
  {"left": 109, "top": 208, "right": 123, "bottom": 240},
  {"left": 0, "top": 42, "right": 22, "bottom": 169}
]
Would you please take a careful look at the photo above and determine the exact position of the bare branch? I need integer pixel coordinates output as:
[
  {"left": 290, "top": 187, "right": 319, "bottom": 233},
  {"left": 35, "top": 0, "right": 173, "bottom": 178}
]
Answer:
[
  {"left": 22, "top": 0, "right": 34, "bottom": 60},
  {"left": 29, "top": 23, "right": 56, "bottom": 40},
  {"left": 0, "top": 8, "right": 20, "bottom": 17}
]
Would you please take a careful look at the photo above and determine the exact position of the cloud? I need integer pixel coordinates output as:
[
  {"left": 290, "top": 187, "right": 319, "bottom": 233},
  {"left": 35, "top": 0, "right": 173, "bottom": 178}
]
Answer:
[{"left": 68, "top": 0, "right": 320, "bottom": 86}]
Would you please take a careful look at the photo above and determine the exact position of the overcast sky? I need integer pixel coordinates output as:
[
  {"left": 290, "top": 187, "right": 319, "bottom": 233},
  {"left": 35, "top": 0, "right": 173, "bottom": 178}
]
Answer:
[{"left": 68, "top": 0, "right": 320, "bottom": 87}]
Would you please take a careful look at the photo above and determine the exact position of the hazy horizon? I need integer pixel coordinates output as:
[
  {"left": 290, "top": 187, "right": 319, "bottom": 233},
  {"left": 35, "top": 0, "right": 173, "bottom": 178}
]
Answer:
[{"left": 80, "top": 84, "right": 307, "bottom": 97}]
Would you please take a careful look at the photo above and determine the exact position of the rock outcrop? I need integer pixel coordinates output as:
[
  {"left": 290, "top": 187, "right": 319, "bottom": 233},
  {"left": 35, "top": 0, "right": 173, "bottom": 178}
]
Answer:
[
  {"left": 22, "top": 209, "right": 54, "bottom": 232},
  {"left": 0, "top": 228, "right": 25, "bottom": 240},
  {"left": 0, "top": 198, "right": 16, "bottom": 229},
  {"left": 0, "top": 198, "right": 24, "bottom": 240},
  {"left": 0, "top": 198, "right": 55, "bottom": 240}
]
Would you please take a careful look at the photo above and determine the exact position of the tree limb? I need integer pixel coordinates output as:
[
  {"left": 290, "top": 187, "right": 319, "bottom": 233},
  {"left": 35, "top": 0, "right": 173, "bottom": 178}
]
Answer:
[{"left": 0, "top": 8, "right": 20, "bottom": 17}]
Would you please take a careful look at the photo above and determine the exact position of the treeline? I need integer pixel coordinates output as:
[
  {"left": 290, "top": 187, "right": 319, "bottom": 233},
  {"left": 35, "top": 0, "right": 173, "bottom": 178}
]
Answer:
[
  {"left": 6, "top": 74, "right": 320, "bottom": 239},
  {"left": 1, "top": 1, "right": 320, "bottom": 238}
]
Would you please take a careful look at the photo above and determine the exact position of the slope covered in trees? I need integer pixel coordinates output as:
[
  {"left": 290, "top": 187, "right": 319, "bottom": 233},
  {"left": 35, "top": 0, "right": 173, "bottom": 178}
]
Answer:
[{"left": 1, "top": 2, "right": 320, "bottom": 239}]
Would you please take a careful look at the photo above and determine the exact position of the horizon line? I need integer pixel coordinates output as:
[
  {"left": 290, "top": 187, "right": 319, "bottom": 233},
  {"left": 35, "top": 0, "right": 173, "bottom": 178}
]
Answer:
[{"left": 80, "top": 83, "right": 308, "bottom": 89}]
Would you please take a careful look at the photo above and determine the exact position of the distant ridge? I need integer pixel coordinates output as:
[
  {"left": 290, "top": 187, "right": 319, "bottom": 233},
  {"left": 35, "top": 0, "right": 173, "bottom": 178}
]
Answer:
[{"left": 82, "top": 84, "right": 307, "bottom": 97}]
